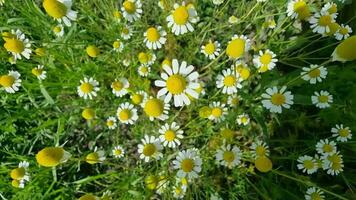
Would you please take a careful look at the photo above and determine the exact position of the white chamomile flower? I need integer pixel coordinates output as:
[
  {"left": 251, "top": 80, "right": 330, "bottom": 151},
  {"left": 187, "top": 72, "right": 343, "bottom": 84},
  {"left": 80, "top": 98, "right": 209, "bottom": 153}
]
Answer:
[
  {"left": 321, "top": 151, "right": 344, "bottom": 176},
  {"left": 208, "top": 101, "right": 228, "bottom": 123},
  {"left": 321, "top": 2, "right": 338, "bottom": 15},
  {"left": 236, "top": 113, "right": 250, "bottom": 126},
  {"left": 216, "top": 68, "right": 242, "bottom": 94},
  {"left": 226, "top": 35, "right": 251, "bottom": 60},
  {"left": 121, "top": 26, "right": 133, "bottom": 40},
  {"left": 233, "top": 60, "right": 251, "bottom": 81},
  {"left": 311, "top": 90, "right": 333, "bottom": 109},
  {"left": 297, "top": 155, "right": 318, "bottom": 174},
  {"left": 335, "top": 24, "right": 352, "bottom": 41},
  {"left": 121, "top": 0, "right": 142, "bottom": 22},
  {"left": 85, "top": 147, "right": 106, "bottom": 164},
  {"left": 301, "top": 65, "right": 327, "bottom": 84},
  {"left": 159, "top": 122, "right": 184, "bottom": 148},
  {"left": 113, "top": 39, "right": 124, "bottom": 52},
  {"left": 166, "top": 2, "right": 199, "bottom": 35},
  {"left": 111, "top": 78, "right": 129, "bottom": 97},
  {"left": 53, "top": 24, "right": 64, "bottom": 37},
  {"left": 131, "top": 90, "right": 147, "bottom": 105},
  {"left": 10, "top": 161, "right": 30, "bottom": 188},
  {"left": 331, "top": 124, "right": 352, "bottom": 142},
  {"left": 32, "top": 65, "right": 47, "bottom": 80},
  {"left": 77, "top": 77, "right": 100, "bottom": 100},
  {"left": 106, "top": 116, "right": 117, "bottom": 129},
  {"left": 261, "top": 86, "right": 294, "bottom": 113},
  {"left": 122, "top": 58, "right": 130, "bottom": 66},
  {"left": 251, "top": 140, "right": 270, "bottom": 158},
  {"left": 141, "top": 96, "right": 170, "bottom": 121},
  {"left": 0, "top": 70, "right": 21, "bottom": 93},
  {"left": 173, "top": 148, "right": 202, "bottom": 180},
  {"left": 138, "top": 65, "right": 151, "bottom": 77},
  {"left": 201, "top": 40, "right": 221, "bottom": 60},
  {"left": 138, "top": 135, "right": 163, "bottom": 162},
  {"left": 144, "top": 26, "right": 167, "bottom": 50},
  {"left": 227, "top": 95, "right": 240, "bottom": 107},
  {"left": 287, "top": 0, "right": 311, "bottom": 21},
  {"left": 155, "top": 59, "right": 200, "bottom": 107},
  {"left": 309, "top": 11, "right": 337, "bottom": 34},
  {"left": 305, "top": 187, "right": 325, "bottom": 200},
  {"left": 253, "top": 49, "right": 278, "bottom": 73},
  {"left": 3, "top": 29, "right": 32, "bottom": 60},
  {"left": 138, "top": 52, "right": 156, "bottom": 66},
  {"left": 173, "top": 185, "right": 186, "bottom": 199},
  {"left": 316, "top": 139, "right": 337, "bottom": 155},
  {"left": 213, "top": 0, "right": 224, "bottom": 5},
  {"left": 112, "top": 145, "right": 125, "bottom": 158},
  {"left": 116, "top": 102, "right": 138, "bottom": 124},
  {"left": 215, "top": 144, "right": 242, "bottom": 168},
  {"left": 43, "top": 0, "right": 77, "bottom": 27}
]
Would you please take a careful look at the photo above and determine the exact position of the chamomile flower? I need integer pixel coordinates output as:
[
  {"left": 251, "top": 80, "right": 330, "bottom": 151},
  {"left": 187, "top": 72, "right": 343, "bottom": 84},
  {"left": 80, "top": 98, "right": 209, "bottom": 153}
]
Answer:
[
  {"left": 287, "top": 0, "right": 311, "bottom": 21},
  {"left": 130, "top": 90, "right": 147, "bottom": 105},
  {"left": 116, "top": 102, "right": 138, "bottom": 124},
  {"left": 111, "top": 78, "right": 129, "bottom": 97},
  {"left": 121, "top": 26, "right": 133, "bottom": 40},
  {"left": 208, "top": 101, "right": 228, "bottom": 123},
  {"left": 216, "top": 68, "right": 242, "bottom": 94},
  {"left": 331, "top": 124, "right": 352, "bottom": 142},
  {"left": 144, "top": 26, "right": 167, "bottom": 50},
  {"left": 173, "top": 185, "right": 186, "bottom": 199},
  {"left": 253, "top": 49, "right": 278, "bottom": 73},
  {"left": 53, "top": 24, "right": 64, "bottom": 37},
  {"left": 213, "top": 0, "right": 224, "bottom": 5},
  {"left": 166, "top": 2, "right": 199, "bottom": 35},
  {"left": 233, "top": 60, "right": 251, "bottom": 81},
  {"left": 77, "top": 77, "right": 100, "bottom": 100},
  {"left": 322, "top": 151, "right": 344, "bottom": 176},
  {"left": 173, "top": 148, "right": 202, "bottom": 180},
  {"left": 305, "top": 187, "right": 325, "bottom": 200},
  {"left": 121, "top": 0, "right": 142, "bottom": 22},
  {"left": 0, "top": 70, "right": 21, "bottom": 93},
  {"left": 32, "top": 65, "right": 47, "bottom": 80},
  {"left": 138, "top": 65, "right": 151, "bottom": 77},
  {"left": 159, "top": 122, "right": 184, "bottom": 148},
  {"left": 36, "top": 146, "right": 71, "bottom": 167},
  {"left": 155, "top": 59, "right": 200, "bottom": 107},
  {"left": 138, "top": 135, "right": 163, "bottom": 162},
  {"left": 251, "top": 140, "right": 270, "bottom": 159},
  {"left": 226, "top": 35, "right": 251, "bottom": 60},
  {"left": 106, "top": 116, "right": 117, "bottom": 129},
  {"left": 309, "top": 11, "right": 337, "bottom": 34},
  {"left": 316, "top": 139, "right": 337, "bottom": 155},
  {"left": 86, "top": 147, "right": 106, "bottom": 164},
  {"left": 3, "top": 29, "right": 31, "bottom": 60},
  {"left": 112, "top": 145, "right": 125, "bottom": 158},
  {"left": 201, "top": 40, "right": 221, "bottom": 60},
  {"left": 335, "top": 24, "right": 352, "bottom": 41},
  {"left": 227, "top": 95, "right": 240, "bottom": 107},
  {"left": 112, "top": 39, "right": 124, "bottom": 52},
  {"left": 138, "top": 52, "right": 156, "bottom": 66},
  {"left": 311, "top": 90, "right": 333, "bottom": 109},
  {"left": 261, "top": 86, "right": 294, "bottom": 113},
  {"left": 141, "top": 97, "right": 170, "bottom": 121},
  {"left": 321, "top": 2, "right": 338, "bottom": 14},
  {"left": 215, "top": 145, "right": 242, "bottom": 168},
  {"left": 82, "top": 108, "right": 95, "bottom": 120},
  {"left": 42, "top": 0, "right": 77, "bottom": 27},
  {"left": 301, "top": 65, "right": 327, "bottom": 84},
  {"left": 10, "top": 161, "right": 30, "bottom": 188},
  {"left": 236, "top": 113, "right": 250, "bottom": 126},
  {"left": 297, "top": 155, "right": 318, "bottom": 174}
]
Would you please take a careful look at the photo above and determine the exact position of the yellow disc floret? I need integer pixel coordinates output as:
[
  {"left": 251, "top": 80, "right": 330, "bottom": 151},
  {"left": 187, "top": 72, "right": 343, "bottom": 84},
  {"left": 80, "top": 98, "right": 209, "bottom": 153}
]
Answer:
[
  {"left": 43, "top": 0, "right": 68, "bottom": 19},
  {"left": 10, "top": 168, "right": 25, "bottom": 180},
  {"left": 166, "top": 74, "right": 187, "bottom": 94},
  {"left": 4, "top": 38, "right": 24, "bottom": 53},
  {"left": 271, "top": 93, "right": 285, "bottom": 106},
  {"left": 36, "top": 147, "right": 65, "bottom": 167},
  {"left": 143, "top": 144, "right": 156, "bottom": 156},
  {"left": 226, "top": 38, "right": 245, "bottom": 59},
  {"left": 146, "top": 27, "right": 160, "bottom": 42},
  {"left": 123, "top": 0, "right": 136, "bottom": 14},
  {"left": 181, "top": 159, "right": 194, "bottom": 172},
  {"left": 0, "top": 75, "right": 15, "bottom": 88},
  {"left": 173, "top": 6, "right": 189, "bottom": 25},
  {"left": 86, "top": 45, "right": 100, "bottom": 58},
  {"left": 255, "top": 156, "right": 272, "bottom": 172},
  {"left": 144, "top": 98, "right": 164, "bottom": 117},
  {"left": 82, "top": 108, "right": 95, "bottom": 120}
]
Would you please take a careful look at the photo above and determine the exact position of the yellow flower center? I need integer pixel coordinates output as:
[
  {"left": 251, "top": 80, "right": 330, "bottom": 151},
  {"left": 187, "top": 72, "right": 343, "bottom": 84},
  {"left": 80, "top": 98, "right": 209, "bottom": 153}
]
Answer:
[
  {"left": 328, "top": 4, "right": 337, "bottom": 14},
  {"left": 339, "top": 129, "right": 349, "bottom": 137},
  {"left": 53, "top": 26, "right": 62, "bottom": 33},
  {"left": 36, "top": 147, "right": 64, "bottom": 167},
  {"left": 114, "top": 10, "right": 122, "bottom": 19},
  {"left": 223, "top": 151, "right": 235, "bottom": 163},
  {"left": 339, "top": 27, "right": 349, "bottom": 35},
  {"left": 0, "top": 75, "right": 15, "bottom": 87},
  {"left": 4, "top": 38, "right": 25, "bottom": 53},
  {"left": 322, "top": 144, "right": 333, "bottom": 153},
  {"left": 114, "top": 149, "right": 122, "bottom": 156},
  {"left": 82, "top": 108, "right": 95, "bottom": 120},
  {"left": 86, "top": 152, "right": 99, "bottom": 164},
  {"left": 199, "top": 106, "right": 212, "bottom": 118},
  {"left": 173, "top": 6, "right": 189, "bottom": 25},
  {"left": 123, "top": 0, "right": 136, "bottom": 14},
  {"left": 145, "top": 175, "right": 158, "bottom": 190},
  {"left": 146, "top": 27, "right": 160, "bottom": 42},
  {"left": 140, "top": 66, "right": 149, "bottom": 74},
  {"left": 181, "top": 158, "right": 194, "bottom": 172},
  {"left": 166, "top": 74, "right": 187, "bottom": 94},
  {"left": 293, "top": 1, "right": 310, "bottom": 20},
  {"left": 106, "top": 120, "right": 114, "bottom": 127},
  {"left": 32, "top": 68, "right": 43, "bottom": 77},
  {"left": 223, "top": 75, "right": 236, "bottom": 87},
  {"left": 80, "top": 82, "right": 94, "bottom": 94},
  {"left": 143, "top": 144, "right": 156, "bottom": 156},
  {"left": 211, "top": 107, "right": 222, "bottom": 117},
  {"left": 303, "top": 160, "right": 314, "bottom": 169},
  {"left": 240, "top": 116, "right": 248, "bottom": 124},
  {"left": 119, "top": 109, "right": 131, "bottom": 121},
  {"left": 10, "top": 168, "right": 25, "bottom": 180},
  {"left": 310, "top": 193, "right": 322, "bottom": 200},
  {"left": 318, "top": 15, "right": 332, "bottom": 27},
  {"left": 122, "top": 28, "right": 129, "bottom": 35},
  {"left": 326, "top": 23, "right": 340, "bottom": 36},
  {"left": 260, "top": 53, "right": 272, "bottom": 65},
  {"left": 43, "top": 0, "right": 68, "bottom": 19},
  {"left": 112, "top": 81, "right": 123, "bottom": 91},
  {"left": 318, "top": 95, "right": 329, "bottom": 103},
  {"left": 144, "top": 98, "right": 164, "bottom": 117},
  {"left": 162, "top": 59, "right": 171, "bottom": 68},
  {"left": 138, "top": 52, "right": 149, "bottom": 64},
  {"left": 113, "top": 41, "right": 121, "bottom": 49},
  {"left": 308, "top": 68, "right": 320, "bottom": 78},
  {"left": 255, "top": 146, "right": 266, "bottom": 157},
  {"left": 204, "top": 42, "right": 216, "bottom": 55},
  {"left": 259, "top": 65, "right": 269, "bottom": 73},
  {"left": 164, "top": 130, "right": 176, "bottom": 142},
  {"left": 271, "top": 93, "right": 285, "bottom": 106},
  {"left": 86, "top": 45, "right": 100, "bottom": 58},
  {"left": 2, "top": 32, "right": 15, "bottom": 42},
  {"left": 254, "top": 156, "right": 272, "bottom": 173},
  {"left": 226, "top": 38, "right": 245, "bottom": 59},
  {"left": 132, "top": 94, "right": 143, "bottom": 104},
  {"left": 11, "top": 180, "right": 20, "bottom": 188},
  {"left": 236, "top": 67, "right": 250, "bottom": 80}
]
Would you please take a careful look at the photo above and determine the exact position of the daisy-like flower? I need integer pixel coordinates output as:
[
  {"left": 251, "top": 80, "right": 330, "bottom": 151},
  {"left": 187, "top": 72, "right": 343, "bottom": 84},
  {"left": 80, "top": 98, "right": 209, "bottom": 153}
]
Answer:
[
  {"left": 121, "top": 0, "right": 142, "bottom": 22},
  {"left": 216, "top": 68, "right": 242, "bottom": 94},
  {"left": 111, "top": 78, "right": 129, "bottom": 97},
  {"left": 155, "top": 59, "right": 200, "bottom": 107},
  {"left": 166, "top": 2, "right": 199, "bottom": 35},
  {"left": 322, "top": 151, "right": 344, "bottom": 176},
  {"left": 226, "top": 35, "right": 251, "bottom": 60},
  {"left": 228, "top": 15, "right": 238, "bottom": 24},
  {"left": 116, "top": 102, "right": 138, "bottom": 124},
  {"left": 141, "top": 97, "right": 170, "bottom": 121},
  {"left": 138, "top": 65, "right": 151, "bottom": 77},
  {"left": 113, "top": 39, "right": 124, "bottom": 52},
  {"left": 301, "top": 65, "right": 327, "bottom": 84},
  {"left": 201, "top": 40, "right": 221, "bottom": 60},
  {"left": 309, "top": 11, "right": 337, "bottom": 34},
  {"left": 305, "top": 187, "right": 325, "bottom": 200},
  {"left": 130, "top": 90, "right": 147, "bottom": 105},
  {"left": 208, "top": 101, "right": 228, "bottom": 123},
  {"left": 144, "top": 26, "right": 167, "bottom": 50},
  {"left": 36, "top": 146, "right": 71, "bottom": 167},
  {"left": 106, "top": 116, "right": 117, "bottom": 130},
  {"left": 321, "top": 2, "right": 338, "bottom": 15},
  {"left": 3, "top": 29, "right": 31, "bottom": 60},
  {"left": 233, "top": 60, "right": 251, "bottom": 81},
  {"left": 173, "top": 185, "right": 186, "bottom": 199},
  {"left": 311, "top": 90, "right": 333, "bottom": 109},
  {"left": 215, "top": 144, "right": 242, "bottom": 168},
  {"left": 112, "top": 145, "right": 125, "bottom": 158},
  {"left": 316, "top": 139, "right": 337, "bottom": 155},
  {"left": 138, "top": 52, "right": 156, "bottom": 66},
  {"left": 159, "top": 122, "right": 184, "bottom": 148},
  {"left": 138, "top": 135, "right": 163, "bottom": 162},
  {"left": 0, "top": 70, "right": 21, "bottom": 93},
  {"left": 10, "top": 161, "right": 30, "bottom": 188},
  {"left": 236, "top": 113, "right": 250, "bottom": 126},
  {"left": 253, "top": 49, "right": 278, "bottom": 73},
  {"left": 42, "top": 0, "right": 77, "bottom": 27},
  {"left": 85, "top": 147, "right": 106, "bottom": 164},
  {"left": 251, "top": 140, "right": 270, "bottom": 159},
  {"left": 227, "top": 95, "right": 240, "bottom": 107},
  {"left": 297, "top": 155, "right": 318, "bottom": 174},
  {"left": 335, "top": 24, "right": 352, "bottom": 41},
  {"left": 173, "top": 148, "right": 202, "bottom": 180},
  {"left": 213, "top": 0, "right": 224, "bottom": 5},
  {"left": 331, "top": 124, "right": 352, "bottom": 142},
  {"left": 31, "top": 65, "right": 47, "bottom": 80},
  {"left": 121, "top": 26, "right": 133, "bottom": 40},
  {"left": 287, "top": 0, "right": 311, "bottom": 21},
  {"left": 53, "top": 24, "right": 64, "bottom": 37},
  {"left": 261, "top": 86, "right": 294, "bottom": 113},
  {"left": 77, "top": 77, "right": 100, "bottom": 100}
]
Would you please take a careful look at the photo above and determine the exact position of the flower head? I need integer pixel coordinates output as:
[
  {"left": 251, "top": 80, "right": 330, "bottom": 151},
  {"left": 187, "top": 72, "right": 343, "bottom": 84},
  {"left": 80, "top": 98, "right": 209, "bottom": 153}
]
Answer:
[{"left": 0, "top": 70, "right": 21, "bottom": 93}]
